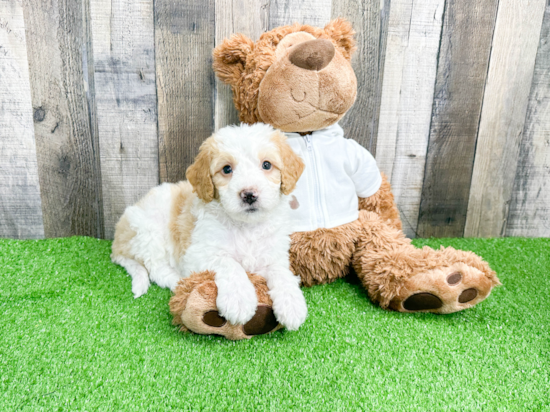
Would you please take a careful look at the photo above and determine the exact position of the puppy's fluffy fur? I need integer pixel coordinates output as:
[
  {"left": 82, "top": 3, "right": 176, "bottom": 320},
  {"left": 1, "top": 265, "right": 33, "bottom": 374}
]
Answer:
[{"left": 111, "top": 123, "right": 307, "bottom": 330}]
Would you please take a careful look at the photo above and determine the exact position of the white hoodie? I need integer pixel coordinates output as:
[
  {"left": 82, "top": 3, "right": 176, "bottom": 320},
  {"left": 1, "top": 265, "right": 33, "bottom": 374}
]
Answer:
[{"left": 285, "top": 123, "right": 381, "bottom": 232}]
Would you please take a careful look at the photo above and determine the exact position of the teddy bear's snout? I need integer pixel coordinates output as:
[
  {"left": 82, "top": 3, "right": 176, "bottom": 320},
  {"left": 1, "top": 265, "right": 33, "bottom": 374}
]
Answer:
[{"left": 288, "top": 39, "right": 335, "bottom": 71}]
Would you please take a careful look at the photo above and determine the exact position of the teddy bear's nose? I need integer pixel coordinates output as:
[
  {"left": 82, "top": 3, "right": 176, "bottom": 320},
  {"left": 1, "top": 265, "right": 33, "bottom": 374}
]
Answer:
[{"left": 288, "top": 39, "right": 335, "bottom": 71}]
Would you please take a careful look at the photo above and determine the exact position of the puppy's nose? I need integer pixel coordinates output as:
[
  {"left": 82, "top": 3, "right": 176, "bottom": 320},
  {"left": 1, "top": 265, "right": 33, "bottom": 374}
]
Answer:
[
  {"left": 240, "top": 190, "right": 258, "bottom": 205},
  {"left": 288, "top": 39, "right": 335, "bottom": 71}
]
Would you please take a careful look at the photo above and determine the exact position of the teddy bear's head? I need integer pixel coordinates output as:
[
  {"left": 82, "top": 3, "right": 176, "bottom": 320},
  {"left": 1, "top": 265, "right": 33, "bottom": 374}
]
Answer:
[{"left": 213, "top": 19, "right": 357, "bottom": 133}]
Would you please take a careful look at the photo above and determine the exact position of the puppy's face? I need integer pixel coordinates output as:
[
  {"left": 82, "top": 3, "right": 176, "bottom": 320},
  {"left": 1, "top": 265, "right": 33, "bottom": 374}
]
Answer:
[{"left": 186, "top": 124, "right": 304, "bottom": 222}]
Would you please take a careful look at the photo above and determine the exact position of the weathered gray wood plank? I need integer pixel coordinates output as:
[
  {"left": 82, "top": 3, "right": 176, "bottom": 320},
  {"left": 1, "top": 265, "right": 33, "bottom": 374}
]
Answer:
[
  {"left": 465, "top": 0, "right": 546, "bottom": 237},
  {"left": 0, "top": 0, "right": 44, "bottom": 239},
  {"left": 214, "top": 0, "right": 267, "bottom": 129},
  {"left": 155, "top": 0, "right": 216, "bottom": 183},
  {"left": 90, "top": 0, "right": 159, "bottom": 239},
  {"left": 375, "top": 0, "right": 445, "bottom": 238},
  {"left": 417, "top": 0, "right": 499, "bottom": 238},
  {"left": 332, "top": 0, "right": 391, "bottom": 155},
  {"left": 268, "top": 0, "right": 331, "bottom": 30},
  {"left": 23, "top": 0, "right": 104, "bottom": 238},
  {"left": 506, "top": 5, "right": 550, "bottom": 237}
]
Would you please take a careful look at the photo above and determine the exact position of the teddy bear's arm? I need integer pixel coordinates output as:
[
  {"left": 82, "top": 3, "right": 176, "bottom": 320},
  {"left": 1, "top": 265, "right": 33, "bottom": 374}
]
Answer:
[{"left": 358, "top": 174, "right": 402, "bottom": 231}]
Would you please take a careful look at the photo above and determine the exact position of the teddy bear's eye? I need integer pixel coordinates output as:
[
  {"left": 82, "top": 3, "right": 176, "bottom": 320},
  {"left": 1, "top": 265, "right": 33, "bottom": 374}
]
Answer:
[
  {"left": 222, "top": 165, "right": 232, "bottom": 175},
  {"left": 262, "top": 161, "right": 272, "bottom": 170}
]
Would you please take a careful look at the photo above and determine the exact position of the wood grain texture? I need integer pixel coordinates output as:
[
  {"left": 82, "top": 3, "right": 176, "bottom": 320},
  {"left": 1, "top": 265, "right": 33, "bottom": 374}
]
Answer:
[
  {"left": 464, "top": 0, "right": 546, "bottom": 237},
  {"left": 506, "top": 5, "right": 550, "bottom": 237},
  {"left": 0, "top": 0, "right": 44, "bottom": 239},
  {"left": 155, "top": 0, "right": 215, "bottom": 183},
  {"left": 417, "top": 0, "right": 499, "bottom": 238},
  {"left": 268, "top": 0, "right": 331, "bottom": 29},
  {"left": 90, "top": 0, "right": 159, "bottom": 239},
  {"left": 332, "top": 0, "right": 391, "bottom": 155},
  {"left": 214, "top": 0, "right": 267, "bottom": 129},
  {"left": 23, "top": 0, "right": 104, "bottom": 238},
  {"left": 375, "top": 0, "right": 445, "bottom": 238}
]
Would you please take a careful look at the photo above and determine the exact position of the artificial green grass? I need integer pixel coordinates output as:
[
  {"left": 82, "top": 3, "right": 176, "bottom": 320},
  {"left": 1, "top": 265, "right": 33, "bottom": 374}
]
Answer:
[{"left": 0, "top": 237, "right": 548, "bottom": 411}]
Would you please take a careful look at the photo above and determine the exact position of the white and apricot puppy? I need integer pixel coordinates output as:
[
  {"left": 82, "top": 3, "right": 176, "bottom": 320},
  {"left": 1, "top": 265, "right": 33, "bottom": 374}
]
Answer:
[{"left": 111, "top": 123, "right": 307, "bottom": 330}]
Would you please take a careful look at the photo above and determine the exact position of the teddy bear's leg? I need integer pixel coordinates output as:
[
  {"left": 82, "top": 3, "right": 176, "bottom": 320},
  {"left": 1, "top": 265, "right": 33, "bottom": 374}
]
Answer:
[
  {"left": 358, "top": 173, "right": 402, "bottom": 231},
  {"left": 169, "top": 271, "right": 282, "bottom": 340},
  {"left": 351, "top": 211, "right": 501, "bottom": 313},
  {"left": 290, "top": 220, "right": 360, "bottom": 287}
]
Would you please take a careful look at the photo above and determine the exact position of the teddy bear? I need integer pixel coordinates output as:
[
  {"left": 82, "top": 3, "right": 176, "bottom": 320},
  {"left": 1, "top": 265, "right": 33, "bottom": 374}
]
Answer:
[{"left": 169, "top": 18, "right": 500, "bottom": 340}]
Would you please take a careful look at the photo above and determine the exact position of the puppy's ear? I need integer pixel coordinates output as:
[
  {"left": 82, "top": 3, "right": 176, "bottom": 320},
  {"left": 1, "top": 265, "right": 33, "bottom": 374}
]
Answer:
[
  {"left": 186, "top": 139, "right": 217, "bottom": 203},
  {"left": 213, "top": 34, "right": 254, "bottom": 87},
  {"left": 324, "top": 18, "right": 356, "bottom": 61},
  {"left": 271, "top": 132, "right": 305, "bottom": 195}
]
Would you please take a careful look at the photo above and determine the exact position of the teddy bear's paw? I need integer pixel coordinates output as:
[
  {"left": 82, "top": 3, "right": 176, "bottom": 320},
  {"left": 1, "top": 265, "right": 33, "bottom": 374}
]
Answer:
[
  {"left": 170, "top": 271, "right": 282, "bottom": 340},
  {"left": 391, "top": 262, "right": 497, "bottom": 314},
  {"left": 201, "top": 306, "right": 279, "bottom": 336}
]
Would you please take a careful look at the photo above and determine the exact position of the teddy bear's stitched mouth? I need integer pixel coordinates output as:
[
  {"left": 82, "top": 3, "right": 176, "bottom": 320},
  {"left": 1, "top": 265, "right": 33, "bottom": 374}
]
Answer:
[
  {"left": 278, "top": 109, "right": 340, "bottom": 129},
  {"left": 290, "top": 94, "right": 346, "bottom": 116},
  {"left": 280, "top": 101, "right": 341, "bottom": 127}
]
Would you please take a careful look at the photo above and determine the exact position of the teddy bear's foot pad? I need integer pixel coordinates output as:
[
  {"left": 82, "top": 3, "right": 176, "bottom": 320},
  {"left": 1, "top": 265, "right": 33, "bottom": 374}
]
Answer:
[
  {"left": 201, "top": 306, "right": 279, "bottom": 336},
  {"left": 243, "top": 305, "right": 279, "bottom": 335},
  {"left": 403, "top": 293, "right": 442, "bottom": 311},
  {"left": 393, "top": 261, "right": 496, "bottom": 314},
  {"left": 203, "top": 310, "right": 227, "bottom": 327}
]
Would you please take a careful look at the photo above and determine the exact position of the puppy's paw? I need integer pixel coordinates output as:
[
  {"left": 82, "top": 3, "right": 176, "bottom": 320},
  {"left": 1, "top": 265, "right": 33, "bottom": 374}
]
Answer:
[
  {"left": 132, "top": 276, "right": 150, "bottom": 299},
  {"left": 216, "top": 278, "right": 258, "bottom": 325},
  {"left": 270, "top": 287, "right": 308, "bottom": 331}
]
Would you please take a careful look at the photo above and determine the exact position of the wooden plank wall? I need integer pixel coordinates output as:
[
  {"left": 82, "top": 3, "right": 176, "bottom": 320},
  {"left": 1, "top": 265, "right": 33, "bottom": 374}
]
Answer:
[
  {"left": 506, "top": 4, "right": 550, "bottom": 237},
  {"left": 23, "top": 0, "right": 104, "bottom": 238},
  {"left": 0, "top": 0, "right": 44, "bottom": 238},
  {"left": 90, "top": 0, "right": 159, "bottom": 239},
  {"left": 417, "top": 0, "right": 499, "bottom": 238},
  {"left": 376, "top": 0, "right": 446, "bottom": 238},
  {"left": 1, "top": 0, "right": 550, "bottom": 240},
  {"left": 464, "top": 0, "right": 547, "bottom": 237}
]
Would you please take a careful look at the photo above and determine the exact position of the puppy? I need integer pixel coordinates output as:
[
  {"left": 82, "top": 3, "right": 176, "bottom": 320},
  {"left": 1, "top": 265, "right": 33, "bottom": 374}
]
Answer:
[{"left": 111, "top": 123, "right": 308, "bottom": 330}]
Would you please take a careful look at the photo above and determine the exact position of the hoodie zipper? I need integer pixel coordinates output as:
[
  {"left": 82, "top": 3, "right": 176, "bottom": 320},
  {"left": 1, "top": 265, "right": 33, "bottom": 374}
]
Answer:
[{"left": 304, "top": 135, "right": 323, "bottom": 227}]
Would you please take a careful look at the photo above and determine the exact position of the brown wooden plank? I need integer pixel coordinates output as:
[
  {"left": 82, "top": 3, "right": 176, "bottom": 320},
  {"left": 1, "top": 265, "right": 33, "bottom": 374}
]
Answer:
[
  {"left": 416, "top": 0, "right": 499, "bottom": 238},
  {"left": 465, "top": 0, "right": 546, "bottom": 237},
  {"left": 506, "top": 5, "right": 550, "bottom": 237},
  {"left": 0, "top": 0, "right": 44, "bottom": 239},
  {"left": 23, "top": 0, "right": 104, "bottom": 238},
  {"left": 332, "top": 0, "right": 391, "bottom": 154},
  {"left": 375, "top": 0, "right": 445, "bottom": 238},
  {"left": 90, "top": 0, "right": 159, "bottom": 239},
  {"left": 155, "top": 0, "right": 216, "bottom": 183},
  {"left": 214, "top": 0, "right": 267, "bottom": 129}
]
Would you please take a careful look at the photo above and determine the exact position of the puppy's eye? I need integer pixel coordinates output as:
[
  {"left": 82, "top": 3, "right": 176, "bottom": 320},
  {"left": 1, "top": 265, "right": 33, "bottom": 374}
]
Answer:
[
  {"left": 222, "top": 165, "right": 232, "bottom": 175},
  {"left": 262, "top": 161, "right": 272, "bottom": 170}
]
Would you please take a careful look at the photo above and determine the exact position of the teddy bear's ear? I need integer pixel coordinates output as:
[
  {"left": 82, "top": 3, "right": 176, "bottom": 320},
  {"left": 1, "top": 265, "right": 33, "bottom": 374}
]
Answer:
[
  {"left": 324, "top": 18, "right": 356, "bottom": 61},
  {"left": 213, "top": 34, "right": 254, "bottom": 86}
]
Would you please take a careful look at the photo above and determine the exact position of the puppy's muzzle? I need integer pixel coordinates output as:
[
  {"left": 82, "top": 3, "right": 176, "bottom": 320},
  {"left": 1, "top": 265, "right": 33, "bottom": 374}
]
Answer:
[{"left": 240, "top": 190, "right": 258, "bottom": 205}]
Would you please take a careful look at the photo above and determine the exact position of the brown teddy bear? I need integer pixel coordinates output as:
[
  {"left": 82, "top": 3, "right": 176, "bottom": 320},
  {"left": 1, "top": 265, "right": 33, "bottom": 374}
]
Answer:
[{"left": 169, "top": 18, "right": 500, "bottom": 340}]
